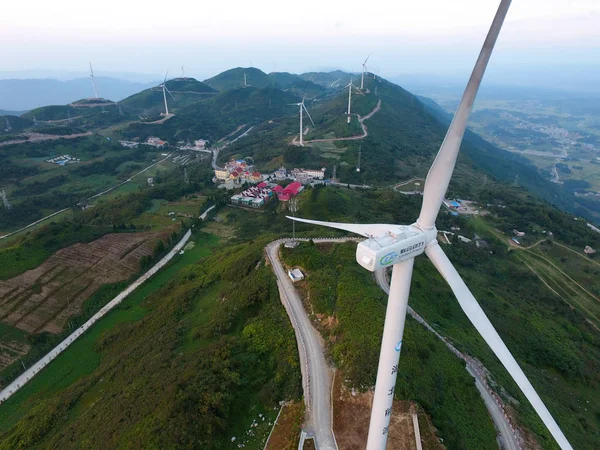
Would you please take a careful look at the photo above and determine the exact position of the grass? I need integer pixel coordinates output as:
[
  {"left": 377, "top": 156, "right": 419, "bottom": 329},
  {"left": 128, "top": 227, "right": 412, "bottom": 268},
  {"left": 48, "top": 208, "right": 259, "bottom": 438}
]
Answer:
[{"left": 0, "top": 231, "right": 219, "bottom": 430}]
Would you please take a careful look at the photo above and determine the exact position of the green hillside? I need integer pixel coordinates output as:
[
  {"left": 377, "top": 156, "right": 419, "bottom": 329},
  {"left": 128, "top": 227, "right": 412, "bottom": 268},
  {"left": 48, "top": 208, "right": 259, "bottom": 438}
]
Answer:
[
  {"left": 300, "top": 70, "right": 353, "bottom": 88},
  {"left": 0, "top": 115, "right": 33, "bottom": 135},
  {"left": 267, "top": 72, "right": 325, "bottom": 98},
  {"left": 120, "top": 78, "right": 215, "bottom": 116},
  {"left": 120, "top": 85, "right": 300, "bottom": 143},
  {"left": 204, "top": 67, "right": 270, "bottom": 91},
  {"left": 21, "top": 105, "right": 79, "bottom": 121}
]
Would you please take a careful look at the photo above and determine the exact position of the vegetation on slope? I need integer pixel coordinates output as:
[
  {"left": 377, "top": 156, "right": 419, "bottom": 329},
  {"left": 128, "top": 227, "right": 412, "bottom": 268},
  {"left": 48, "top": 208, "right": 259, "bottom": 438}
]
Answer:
[{"left": 0, "top": 238, "right": 301, "bottom": 449}]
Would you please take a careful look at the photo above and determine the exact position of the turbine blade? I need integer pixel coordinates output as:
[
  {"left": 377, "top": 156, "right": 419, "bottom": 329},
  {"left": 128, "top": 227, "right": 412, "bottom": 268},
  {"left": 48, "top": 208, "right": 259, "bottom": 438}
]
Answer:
[
  {"left": 165, "top": 86, "right": 176, "bottom": 100},
  {"left": 286, "top": 216, "right": 402, "bottom": 238},
  {"left": 364, "top": 53, "right": 371, "bottom": 65},
  {"left": 164, "top": 71, "right": 168, "bottom": 83},
  {"left": 418, "top": 0, "right": 512, "bottom": 229},
  {"left": 425, "top": 242, "right": 573, "bottom": 450},
  {"left": 302, "top": 103, "right": 315, "bottom": 126}
]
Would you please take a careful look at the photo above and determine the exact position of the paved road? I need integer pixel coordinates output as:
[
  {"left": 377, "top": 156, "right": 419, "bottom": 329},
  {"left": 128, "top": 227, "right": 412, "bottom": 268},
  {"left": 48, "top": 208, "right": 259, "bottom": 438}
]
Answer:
[
  {"left": 374, "top": 268, "right": 521, "bottom": 450},
  {"left": 0, "top": 229, "right": 192, "bottom": 403},
  {"left": 267, "top": 239, "right": 344, "bottom": 450},
  {"left": 295, "top": 99, "right": 382, "bottom": 146}
]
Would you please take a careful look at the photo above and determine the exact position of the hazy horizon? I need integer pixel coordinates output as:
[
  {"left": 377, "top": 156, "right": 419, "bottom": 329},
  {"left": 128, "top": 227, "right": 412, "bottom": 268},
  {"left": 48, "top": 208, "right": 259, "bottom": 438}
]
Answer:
[{"left": 1, "top": 0, "right": 599, "bottom": 91}]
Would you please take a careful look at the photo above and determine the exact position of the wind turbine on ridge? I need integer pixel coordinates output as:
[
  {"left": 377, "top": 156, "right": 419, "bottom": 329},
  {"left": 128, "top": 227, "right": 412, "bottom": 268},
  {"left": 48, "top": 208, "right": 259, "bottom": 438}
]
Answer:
[
  {"left": 344, "top": 77, "right": 363, "bottom": 124},
  {"left": 288, "top": 1, "right": 573, "bottom": 449},
  {"left": 289, "top": 98, "right": 314, "bottom": 146},
  {"left": 361, "top": 54, "right": 371, "bottom": 90},
  {"left": 89, "top": 62, "right": 99, "bottom": 99},
  {"left": 159, "top": 71, "right": 175, "bottom": 116}
]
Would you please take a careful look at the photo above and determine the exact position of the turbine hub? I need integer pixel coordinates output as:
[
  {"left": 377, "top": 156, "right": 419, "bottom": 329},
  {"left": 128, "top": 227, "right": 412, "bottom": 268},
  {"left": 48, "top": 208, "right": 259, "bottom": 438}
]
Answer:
[{"left": 355, "top": 224, "right": 437, "bottom": 271}]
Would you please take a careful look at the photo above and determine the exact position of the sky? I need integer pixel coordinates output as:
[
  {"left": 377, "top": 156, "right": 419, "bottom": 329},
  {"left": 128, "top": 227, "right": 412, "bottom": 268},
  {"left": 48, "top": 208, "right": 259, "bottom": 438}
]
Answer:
[{"left": 1, "top": 0, "right": 599, "bottom": 88}]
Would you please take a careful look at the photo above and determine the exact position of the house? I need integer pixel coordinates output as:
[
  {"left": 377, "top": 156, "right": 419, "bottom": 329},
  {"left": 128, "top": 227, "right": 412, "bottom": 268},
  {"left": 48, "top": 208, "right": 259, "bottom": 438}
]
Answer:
[
  {"left": 275, "top": 167, "right": 287, "bottom": 179},
  {"left": 282, "top": 181, "right": 303, "bottom": 196},
  {"left": 288, "top": 268, "right": 304, "bottom": 282},
  {"left": 214, "top": 169, "right": 229, "bottom": 180}
]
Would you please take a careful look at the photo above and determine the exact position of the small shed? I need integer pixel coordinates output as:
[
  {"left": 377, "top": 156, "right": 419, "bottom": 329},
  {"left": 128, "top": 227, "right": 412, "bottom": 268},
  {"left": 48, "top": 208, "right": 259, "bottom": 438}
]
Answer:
[{"left": 288, "top": 268, "right": 304, "bottom": 282}]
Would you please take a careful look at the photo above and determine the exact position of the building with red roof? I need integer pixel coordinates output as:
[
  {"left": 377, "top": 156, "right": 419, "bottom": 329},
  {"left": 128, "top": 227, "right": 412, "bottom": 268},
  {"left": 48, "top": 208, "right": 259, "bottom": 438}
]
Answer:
[
  {"left": 272, "top": 185, "right": 283, "bottom": 193},
  {"left": 282, "top": 181, "right": 303, "bottom": 196}
]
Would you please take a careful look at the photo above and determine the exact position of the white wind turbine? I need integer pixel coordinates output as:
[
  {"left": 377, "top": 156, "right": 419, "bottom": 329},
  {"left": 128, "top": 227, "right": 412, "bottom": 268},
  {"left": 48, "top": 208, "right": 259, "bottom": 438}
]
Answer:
[
  {"left": 344, "top": 77, "right": 363, "bottom": 124},
  {"left": 288, "top": 1, "right": 573, "bottom": 449},
  {"left": 89, "top": 62, "right": 99, "bottom": 99},
  {"left": 361, "top": 54, "right": 371, "bottom": 90},
  {"left": 159, "top": 71, "right": 175, "bottom": 116},
  {"left": 289, "top": 98, "right": 314, "bottom": 146}
]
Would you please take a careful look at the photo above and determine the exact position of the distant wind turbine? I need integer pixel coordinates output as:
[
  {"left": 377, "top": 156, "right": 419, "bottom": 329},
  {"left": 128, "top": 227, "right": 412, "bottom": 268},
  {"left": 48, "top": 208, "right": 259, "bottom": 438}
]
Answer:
[
  {"left": 361, "top": 54, "right": 371, "bottom": 90},
  {"left": 288, "top": 1, "right": 573, "bottom": 450},
  {"left": 289, "top": 98, "right": 314, "bottom": 146},
  {"left": 344, "top": 77, "right": 363, "bottom": 124},
  {"left": 181, "top": 65, "right": 185, "bottom": 78},
  {"left": 89, "top": 62, "right": 99, "bottom": 99},
  {"left": 159, "top": 71, "right": 175, "bottom": 116},
  {"left": 244, "top": 72, "right": 247, "bottom": 86}
]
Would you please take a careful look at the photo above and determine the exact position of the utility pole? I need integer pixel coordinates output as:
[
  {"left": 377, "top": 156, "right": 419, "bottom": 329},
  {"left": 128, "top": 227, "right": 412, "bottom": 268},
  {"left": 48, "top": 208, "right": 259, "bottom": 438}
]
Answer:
[
  {"left": 184, "top": 167, "right": 190, "bottom": 185},
  {"left": 67, "top": 111, "right": 72, "bottom": 124},
  {"left": 5, "top": 117, "right": 11, "bottom": 132},
  {"left": 289, "top": 197, "right": 299, "bottom": 245},
  {"left": 357, "top": 145, "right": 362, "bottom": 172},
  {"left": 333, "top": 164, "right": 337, "bottom": 182},
  {"left": 118, "top": 103, "right": 124, "bottom": 116}
]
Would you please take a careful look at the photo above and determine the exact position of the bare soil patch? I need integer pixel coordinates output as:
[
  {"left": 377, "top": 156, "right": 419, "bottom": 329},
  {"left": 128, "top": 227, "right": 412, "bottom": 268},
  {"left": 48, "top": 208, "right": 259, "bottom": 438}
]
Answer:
[
  {"left": 332, "top": 371, "right": 444, "bottom": 450},
  {"left": 0, "top": 231, "right": 169, "bottom": 338}
]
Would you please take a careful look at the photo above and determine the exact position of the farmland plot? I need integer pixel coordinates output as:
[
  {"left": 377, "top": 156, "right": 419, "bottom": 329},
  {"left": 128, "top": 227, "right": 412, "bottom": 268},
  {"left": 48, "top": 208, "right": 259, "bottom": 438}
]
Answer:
[{"left": 0, "top": 231, "right": 168, "bottom": 370}]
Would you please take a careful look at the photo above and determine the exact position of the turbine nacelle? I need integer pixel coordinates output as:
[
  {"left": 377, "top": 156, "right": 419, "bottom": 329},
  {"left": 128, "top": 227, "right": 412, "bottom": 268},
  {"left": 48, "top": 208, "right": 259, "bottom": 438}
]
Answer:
[{"left": 286, "top": 217, "right": 437, "bottom": 272}]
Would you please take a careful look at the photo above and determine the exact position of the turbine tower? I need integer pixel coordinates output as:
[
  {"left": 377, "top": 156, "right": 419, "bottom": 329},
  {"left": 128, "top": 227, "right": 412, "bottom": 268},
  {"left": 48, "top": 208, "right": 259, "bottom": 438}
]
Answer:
[
  {"left": 357, "top": 145, "right": 361, "bottom": 172},
  {"left": 89, "top": 62, "right": 99, "bottom": 99},
  {"left": 289, "top": 98, "right": 315, "bottom": 146},
  {"left": 181, "top": 65, "right": 185, "bottom": 78},
  {"left": 361, "top": 54, "right": 371, "bottom": 90},
  {"left": 159, "top": 71, "right": 175, "bottom": 116},
  {"left": 244, "top": 72, "right": 247, "bottom": 86},
  {"left": 1, "top": 190, "right": 11, "bottom": 210},
  {"left": 344, "top": 78, "right": 362, "bottom": 124},
  {"left": 288, "top": 2, "right": 573, "bottom": 449}
]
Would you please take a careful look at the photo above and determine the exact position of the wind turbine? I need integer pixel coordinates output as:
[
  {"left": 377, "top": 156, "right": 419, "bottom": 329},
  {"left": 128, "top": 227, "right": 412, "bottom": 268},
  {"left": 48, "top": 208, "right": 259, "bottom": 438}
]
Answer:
[
  {"left": 159, "top": 71, "right": 175, "bottom": 116},
  {"left": 181, "top": 65, "right": 185, "bottom": 78},
  {"left": 344, "top": 77, "right": 363, "bottom": 124},
  {"left": 89, "top": 62, "right": 99, "bottom": 99},
  {"left": 287, "top": 1, "right": 573, "bottom": 449},
  {"left": 244, "top": 72, "right": 247, "bottom": 86},
  {"left": 289, "top": 98, "right": 314, "bottom": 146},
  {"left": 361, "top": 54, "right": 371, "bottom": 90}
]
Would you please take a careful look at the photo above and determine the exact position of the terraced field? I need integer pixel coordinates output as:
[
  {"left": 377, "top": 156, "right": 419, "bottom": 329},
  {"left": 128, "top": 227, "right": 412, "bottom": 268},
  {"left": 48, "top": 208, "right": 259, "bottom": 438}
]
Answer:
[{"left": 0, "top": 231, "right": 169, "bottom": 371}]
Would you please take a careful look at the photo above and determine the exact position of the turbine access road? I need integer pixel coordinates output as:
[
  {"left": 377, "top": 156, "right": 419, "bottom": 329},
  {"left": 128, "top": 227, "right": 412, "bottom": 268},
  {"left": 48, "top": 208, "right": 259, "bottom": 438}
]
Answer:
[
  {"left": 267, "top": 237, "right": 520, "bottom": 450},
  {"left": 266, "top": 239, "right": 343, "bottom": 450}
]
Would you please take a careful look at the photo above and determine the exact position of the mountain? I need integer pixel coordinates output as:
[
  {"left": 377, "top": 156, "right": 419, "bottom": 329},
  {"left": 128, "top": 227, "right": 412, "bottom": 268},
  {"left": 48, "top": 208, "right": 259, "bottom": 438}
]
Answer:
[
  {"left": 0, "top": 77, "right": 157, "bottom": 111},
  {"left": 299, "top": 70, "right": 354, "bottom": 88},
  {"left": 121, "top": 85, "right": 300, "bottom": 143},
  {"left": 119, "top": 78, "right": 216, "bottom": 116},
  {"left": 267, "top": 72, "right": 325, "bottom": 98},
  {"left": 203, "top": 67, "right": 270, "bottom": 91}
]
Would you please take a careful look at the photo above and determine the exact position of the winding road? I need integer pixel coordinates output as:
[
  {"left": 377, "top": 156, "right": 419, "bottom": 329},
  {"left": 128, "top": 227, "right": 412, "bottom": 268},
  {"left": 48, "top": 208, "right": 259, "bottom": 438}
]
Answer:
[
  {"left": 267, "top": 237, "right": 521, "bottom": 450},
  {"left": 293, "top": 99, "right": 382, "bottom": 146}
]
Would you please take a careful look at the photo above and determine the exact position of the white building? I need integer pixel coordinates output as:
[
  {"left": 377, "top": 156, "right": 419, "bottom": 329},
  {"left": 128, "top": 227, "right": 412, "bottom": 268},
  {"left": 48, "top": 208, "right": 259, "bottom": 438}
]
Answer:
[{"left": 288, "top": 268, "right": 304, "bottom": 282}]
